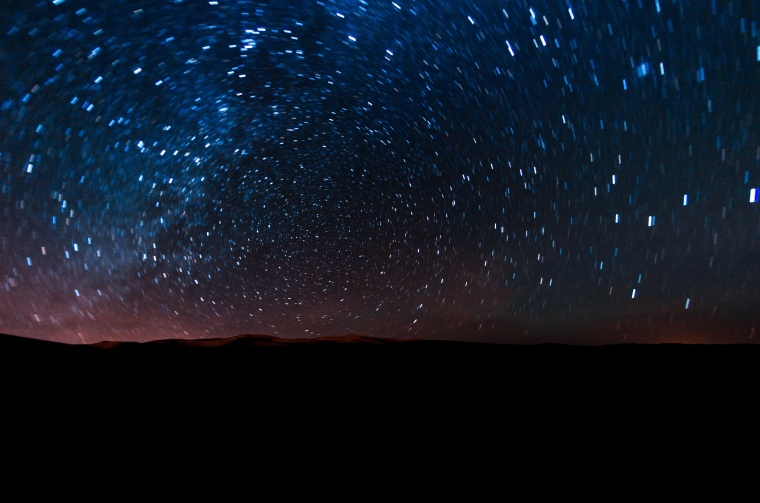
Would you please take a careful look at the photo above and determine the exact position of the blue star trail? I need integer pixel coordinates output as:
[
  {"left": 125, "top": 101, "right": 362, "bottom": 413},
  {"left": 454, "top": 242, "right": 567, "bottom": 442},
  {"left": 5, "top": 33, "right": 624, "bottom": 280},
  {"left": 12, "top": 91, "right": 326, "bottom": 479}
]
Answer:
[{"left": 1, "top": 0, "right": 758, "bottom": 343}]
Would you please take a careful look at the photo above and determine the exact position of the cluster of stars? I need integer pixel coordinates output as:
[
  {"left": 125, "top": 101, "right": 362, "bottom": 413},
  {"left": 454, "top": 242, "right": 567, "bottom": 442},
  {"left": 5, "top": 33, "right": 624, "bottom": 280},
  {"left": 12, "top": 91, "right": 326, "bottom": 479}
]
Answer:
[{"left": 0, "top": 0, "right": 757, "bottom": 344}]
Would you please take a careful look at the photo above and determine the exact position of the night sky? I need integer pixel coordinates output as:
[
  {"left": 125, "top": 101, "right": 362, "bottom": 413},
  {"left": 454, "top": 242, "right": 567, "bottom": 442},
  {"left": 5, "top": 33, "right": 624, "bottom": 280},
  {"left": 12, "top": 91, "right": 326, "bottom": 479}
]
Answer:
[{"left": 0, "top": 0, "right": 757, "bottom": 344}]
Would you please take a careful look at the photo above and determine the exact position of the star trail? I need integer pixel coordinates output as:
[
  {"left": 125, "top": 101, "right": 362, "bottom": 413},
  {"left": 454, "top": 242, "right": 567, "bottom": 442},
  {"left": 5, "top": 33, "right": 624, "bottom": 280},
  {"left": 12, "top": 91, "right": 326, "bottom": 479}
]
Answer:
[{"left": 0, "top": 0, "right": 758, "bottom": 344}]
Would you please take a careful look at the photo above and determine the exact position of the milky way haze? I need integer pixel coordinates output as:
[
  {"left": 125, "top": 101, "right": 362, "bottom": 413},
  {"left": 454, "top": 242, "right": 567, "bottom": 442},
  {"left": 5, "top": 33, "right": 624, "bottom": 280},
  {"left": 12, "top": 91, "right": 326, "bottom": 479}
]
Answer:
[{"left": 1, "top": 0, "right": 758, "bottom": 344}]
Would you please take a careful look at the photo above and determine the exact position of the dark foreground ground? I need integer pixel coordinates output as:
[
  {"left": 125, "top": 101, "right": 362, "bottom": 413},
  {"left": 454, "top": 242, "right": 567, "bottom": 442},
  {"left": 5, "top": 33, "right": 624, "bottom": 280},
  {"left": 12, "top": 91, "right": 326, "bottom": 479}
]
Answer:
[
  {"left": 3, "top": 331, "right": 757, "bottom": 400},
  {"left": 2, "top": 332, "right": 758, "bottom": 496},
  {"left": 4, "top": 331, "right": 757, "bottom": 437}
]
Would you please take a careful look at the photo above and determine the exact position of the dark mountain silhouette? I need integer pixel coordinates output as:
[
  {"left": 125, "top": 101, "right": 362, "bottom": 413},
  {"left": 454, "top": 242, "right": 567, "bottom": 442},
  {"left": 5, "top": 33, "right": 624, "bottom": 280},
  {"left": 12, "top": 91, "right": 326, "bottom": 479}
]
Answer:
[
  {"left": 92, "top": 332, "right": 411, "bottom": 348},
  {"left": 3, "top": 330, "right": 757, "bottom": 386},
  {"left": 1, "top": 329, "right": 754, "bottom": 483}
]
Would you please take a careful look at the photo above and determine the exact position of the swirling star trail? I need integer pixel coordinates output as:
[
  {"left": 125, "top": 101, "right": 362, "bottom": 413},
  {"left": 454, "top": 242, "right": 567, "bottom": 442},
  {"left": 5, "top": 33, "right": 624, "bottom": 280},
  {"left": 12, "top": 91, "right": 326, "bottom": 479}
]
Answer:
[{"left": 1, "top": 0, "right": 758, "bottom": 343}]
